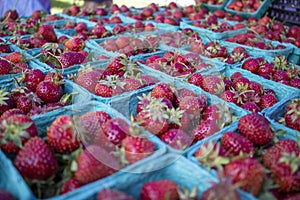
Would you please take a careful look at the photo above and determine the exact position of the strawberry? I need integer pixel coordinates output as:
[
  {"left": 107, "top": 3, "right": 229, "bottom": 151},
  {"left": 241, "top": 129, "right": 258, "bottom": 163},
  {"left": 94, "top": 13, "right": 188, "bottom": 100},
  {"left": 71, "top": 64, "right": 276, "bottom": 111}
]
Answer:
[
  {"left": 258, "top": 63, "right": 275, "bottom": 76},
  {"left": 179, "top": 95, "right": 207, "bottom": 115},
  {"left": 140, "top": 180, "right": 179, "bottom": 200},
  {"left": 0, "top": 190, "right": 15, "bottom": 200},
  {"left": 136, "top": 111, "right": 169, "bottom": 136},
  {"left": 60, "top": 178, "right": 82, "bottom": 194},
  {"left": 115, "top": 35, "right": 130, "bottom": 49},
  {"left": 0, "top": 114, "right": 38, "bottom": 154},
  {"left": 263, "top": 139, "right": 300, "bottom": 169},
  {"left": 4, "top": 9, "right": 19, "bottom": 20},
  {"left": 201, "top": 179, "right": 241, "bottom": 200},
  {"left": 177, "top": 88, "right": 197, "bottom": 101},
  {"left": 14, "top": 136, "right": 58, "bottom": 180},
  {"left": 74, "top": 145, "right": 119, "bottom": 185},
  {"left": 241, "top": 102, "right": 261, "bottom": 113},
  {"left": 58, "top": 52, "right": 86, "bottom": 68},
  {"left": 36, "top": 80, "right": 63, "bottom": 103},
  {"left": 221, "top": 132, "right": 254, "bottom": 156},
  {"left": 289, "top": 78, "right": 300, "bottom": 89},
  {"left": 233, "top": 77, "right": 251, "bottom": 93},
  {"left": 0, "top": 59, "right": 12, "bottom": 75},
  {"left": 123, "top": 77, "right": 143, "bottom": 92},
  {"left": 221, "top": 90, "right": 239, "bottom": 105},
  {"left": 23, "top": 69, "right": 45, "bottom": 91},
  {"left": 188, "top": 73, "right": 203, "bottom": 87},
  {"left": 201, "top": 75, "right": 225, "bottom": 96},
  {"left": 249, "top": 81, "right": 263, "bottom": 96},
  {"left": 75, "top": 66, "right": 104, "bottom": 93},
  {"left": 97, "top": 189, "right": 135, "bottom": 200},
  {"left": 160, "top": 129, "right": 193, "bottom": 150},
  {"left": 230, "top": 72, "right": 243, "bottom": 82},
  {"left": 259, "top": 94, "right": 278, "bottom": 109},
  {"left": 0, "top": 108, "right": 24, "bottom": 122},
  {"left": 273, "top": 70, "right": 289, "bottom": 82},
  {"left": 242, "top": 58, "right": 259, "bottom": 73},
  {"left": 36, "top": 24, "right": 57, "bottom": 42},
  {"left": 64, "top": 37, "right": 85, "bottom": 52},
  {"left": 238, "top": 113, "right": 273, "bottom": 146},
  {"left": 47, "top": 115, "right": 81, "bottom": 154},
  {"left": 16, "top": 94, "right": 41, "bottom": 113},
  {"left": 3, "top": 52, "right": 24, "bottom": 64},
  {"left": 192, "top": 120, "right": 220, "bottom": 141},
  {"left": 121, "top": 136, "right": 155, "bottom": 164},
  {"left": 107, "top": 55, "right": 129, "bottom": 76},
  {"left": 224, "top": 157, "right": 264, "bottom": 196},
  {"left": 151, "top": 83, "right": 174, "bottom": 102},
  {"left": 95, "top": 75, "right": 124, "bottom": 97},
  {"left": 284, "top": 99, "right": 300, "bottom": 131},
  {"left": 101, "top": 118, "right": 129, "bottom": 145}
]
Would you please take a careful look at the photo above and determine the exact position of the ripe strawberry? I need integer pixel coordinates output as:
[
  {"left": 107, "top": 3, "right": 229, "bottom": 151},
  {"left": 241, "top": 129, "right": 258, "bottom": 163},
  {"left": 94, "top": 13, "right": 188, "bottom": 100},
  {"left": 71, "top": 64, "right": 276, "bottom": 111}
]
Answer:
[
  {"left": 140, "top": 180, "right": 179, "bottom": 200},
  {"left": 284, "top": 99, "right": 300, "bottom": 131},
  {"left": 242, "top": 58, "right": 259, "bottom": 73},
  {"left": 233, "top": 77, "right": 251, "bottom": 93},
  {"left": 141, "top": 75, "right": 158, "bottom": 86},
  {"left": 36, "top": 24, "right": 57, "bottom": 42},
  {"left": 177, "top": 88, "right": 197, "bottom": 101},
  {"left": 0, "top": 59, "right": 12, "bottom": 75},
  {"left": 122, "top": 136, "right": 155, "bottom": 164},
  {"left": 123, "top": 78, "right": 143, "bottom": 92},
  {"left": 101, "top": 118, "right": 129, "bottom": 145},
  {"left": 230, "top": 72, "right": 243, "bottom": 82},
  {"left": 16, "top": 94, "right": 40, "bottom": 113},
  {"left": 179, "top": 95, "right": 207, "bottom": 115},
  {"left": 36, "top": 80, "right": 63, "bottom": 103},
  {"left": 221, "top": 90, "right": 239, "bottom": 105},
  {"left": 249, "top": 81, "right": 263, "bottom": 96},
  {"left": 238, "top": 113, "right": 273, "bottom": 146},
  {"left": 107, "top": 55, "right": 129, "bottom": 76},
  {"left": 224, "top": 157, "right": 264, "bottom": 196},
  {"left": 3, "top": 52, "right": 24, "bottom": 64},
  {"left": 60, "top": 178, "right": 82, "bottom": 194},
  {"left": 0, "top": 108, "right": 24, "bottom": 122},
  {"left": 74, "top": 145, "right": 119, "bottom": 185},
  {"left": 202, "top": 75, "right": 225, "bottom": 96},
  {"left": 64, "top": 37, "right": 85, "bottom": 52},
  {"left": 241, "top": 102, "right": 261, "bottom": 113},
  {"left": 160, "top": 129, "right": 193, "bottom": 150},
  {"left": 188, "top": 73, "right": 203, "bottom": 87},
  {"left": 115, "top": 35, "right": 130, "bottom": 49},
  {"left": 258, "top": 63, "right": 275, "bottom": 76},
  {"left": 201, "top": 179, "right": 241, "bottom": 200},
  {"left": 221, "top": 132, "right": 254, "bottom": 156},
  {"left": 75, "top": 67, "right": 103, "bottom": 93},
  {"left": 192, "top": 120, "right": 220, "bottom": 141},
  {"left": 289, "top": 78, "right": 300, "bottom": 89},
  {"left": 0, "top": 190, "right": 15, "bottom": 200},
  {"left": 151, "top": 83, "right": 175, "bottom": 102},
  {"left": 97, "top": 189, "right": 135, "bottom": 200},
  {"left": 14, "top": 136, "right": 58, "bottom": 180},
  {"left": 47, "top": 115, "right": 81, "bottom": 154},
  {"left": 0, "top": 114, "right": 38, "bottom": 154},
  {"left": 259, "top": 94, "right": 278, "bottom": 109},
  {"left": 23, "top": 69, "right": 45, "bottom": 91},
  {"left": 58, "top": 52, "right": 86, "bottom": 68},
  {"left": 273, "top": 70, "right": 289, "bottom": 82}
]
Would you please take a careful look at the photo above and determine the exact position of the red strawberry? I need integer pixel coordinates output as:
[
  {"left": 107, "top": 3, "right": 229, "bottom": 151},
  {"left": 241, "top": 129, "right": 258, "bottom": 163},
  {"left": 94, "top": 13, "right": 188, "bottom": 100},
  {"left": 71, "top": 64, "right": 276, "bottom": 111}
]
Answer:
[
  {"left": 60, "top": 178, "right": 82, "bottom": 194},
  {"left": 259, "top": 94, "right": 278, "bottom": 109},
  {"left": 107, "top": 55, "right": 129, "bottom": 76},
  {"left": 221, "top": 90, "right": 239, "bottom": 105},
  {"left": 273, "top": 70, "right": 289, "bottom": 82},
  {"left": 0, "top": 190, "right": 15, "bottom": 200},
  {"left": 36, "top": 24, "right": 57, "bottom": 42},
  {"left": 122, "top": 136, "right": 155, "bottom": 164},
  {"left": 230, "top": 72, "right": 243, "bottom": 82},
  {"left": 241, "top": 102, "right": 261, "bottom": 113},
  {"left": 224, "top": 157, "right": 264, "bottom": 196},
  {"left": 202, "top": 75, "right": 225, "bottom": 96},
  {"left": 0, "top": 59, "right": 12, "bottom": 75},
  {"left": 192, "top": 120, "right": 220, "bottom": 141},
  {"left": 97, "top": 189, "right": 135, "bottom": 200},
  {"left": 289, "top": 78, "right": 300, "bottom": 89},
  {"left": 242, "top": 58, "right": 259, "bottom": 73},
  {"left": 123, "top": 78, "right": 143, "bottom": 92},
  {"left": 258, "top": 63, "right": 275, "bottom": 76},
  {"left": 0, "top": 114, "right": 38, "bottom": 154},
  {"left": 36, "top": 80, "right": 63, "bottom": 103},
  {"left": 75, "top": 67, "right": 103, "bottom": 93},
  {"left": 221, "top": 132, "right": 254, "bottom": 156},
  {"left": 201, "top": 179, "right": 241, "bottom": 200},
  {"left": 233, "top": 77, "right": 251, "bottom": 93},
  {"left": 284, "top": 99, "right": 300, "bottom": 131},
  {"left": 238, "top": 113, "right": 273, "bottom": 146},
  {"left": 160, "top": 129, "right": 193, "bottom": 150},
  {"left": 16, "top": 95, "right": 40, "bottom": 113},
  {"left": 64, "top": 37, "right": 85, "bottom": 52},
  {"left": 188, "top": 73, "right": 203, "bottom": 87},
  {"left": 151, "top": 83, "right": 174, "bottom": 102},
  {"left": 141, "top": 75, "right": 158, "bottom": 86},
  {"left": 47, "top": 115, "right": 81, "bottom": 154},
  {"left": 14, "top": 136, "right": 58, "bottom": 180},
  {"left": 3, "top": 52, "right": 24, "bottom": 64},
  {"left": 140, "top": 180, "right": 179, "bottom": 200},
  {"left": 262, "top": 139, "right": 300, "bottom": 169},
  {"left": 0, "top": 108, "right": 24, "bottom": 122},
  {"left": 177, "top": 88, "right": 197, "bottom": 101},
  {"left": 101, "top": 118, "right": 129, "bottom": 145},
  {"left": 4, "top": 9, "right": 19, "bottom": 20},
  {"left": 23, "top": 69, "right": 45, "bottom": 91},
  {"left": 58, "top": 52, "right": 86, "bottom": 68},
  {"left": 74, "top": 145, "right": 119, "bottom": 185},
  {"left": 179, "top": 95, "right": 207, "bottom": 115},
  {"left": 249, "top": 81, "right": 263, "bottom": 96}
]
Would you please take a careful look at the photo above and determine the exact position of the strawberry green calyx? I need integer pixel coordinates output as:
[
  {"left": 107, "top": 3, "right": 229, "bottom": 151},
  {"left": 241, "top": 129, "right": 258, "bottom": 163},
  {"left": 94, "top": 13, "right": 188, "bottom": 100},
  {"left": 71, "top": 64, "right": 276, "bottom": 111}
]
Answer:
[
  {"left": 272, "top": 56, "right": 289, "bottom": 71},
  {"left": 178, "top": 187, "right": 198, "bottom": 200},
  {"left": 59, "top": 92, "right": 78, "bottom": 106},
  {"left": 143, "top": 98, "right": 169, "bottom": 123},
  {"left": 166, "top": 107, "right": 184, "bottom": 126},
  {"left": 0, "top": 88, "right": 9, "bottom": 105},
  {"left": 99, "top": 75, "right": 126, "bottom": 89},
  {"left": 279, "top": 152, "right": 300, "bottom": 173}
]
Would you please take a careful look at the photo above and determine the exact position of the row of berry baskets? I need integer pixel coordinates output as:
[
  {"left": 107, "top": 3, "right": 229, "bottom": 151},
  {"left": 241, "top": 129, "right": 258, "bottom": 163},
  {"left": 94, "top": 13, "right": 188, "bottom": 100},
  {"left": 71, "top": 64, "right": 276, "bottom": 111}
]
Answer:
[{"left": 1, "top": 5, "right": 300, "bottom": 200}]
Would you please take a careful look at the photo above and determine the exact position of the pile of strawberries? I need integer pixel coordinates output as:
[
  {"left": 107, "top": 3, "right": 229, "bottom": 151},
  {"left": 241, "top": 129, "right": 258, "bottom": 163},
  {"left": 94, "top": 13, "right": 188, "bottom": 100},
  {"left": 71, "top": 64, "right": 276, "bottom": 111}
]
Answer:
[
  {"left": 226, "top": 0, "right": 263, "bottom": 13},
  {"left": 194, "top": 113, "right": 300, "bottom": 199},
  {"left": 133, "top": 83, "right": 236, "bottom": 150}
]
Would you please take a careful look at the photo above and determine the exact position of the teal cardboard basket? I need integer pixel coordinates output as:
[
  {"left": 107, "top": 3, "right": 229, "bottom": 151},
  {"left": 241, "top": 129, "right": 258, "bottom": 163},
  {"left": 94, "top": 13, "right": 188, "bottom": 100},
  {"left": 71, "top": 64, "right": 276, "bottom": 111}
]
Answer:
[{"left": 201, "top": 0, "right": 229, "bottom": 11}]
